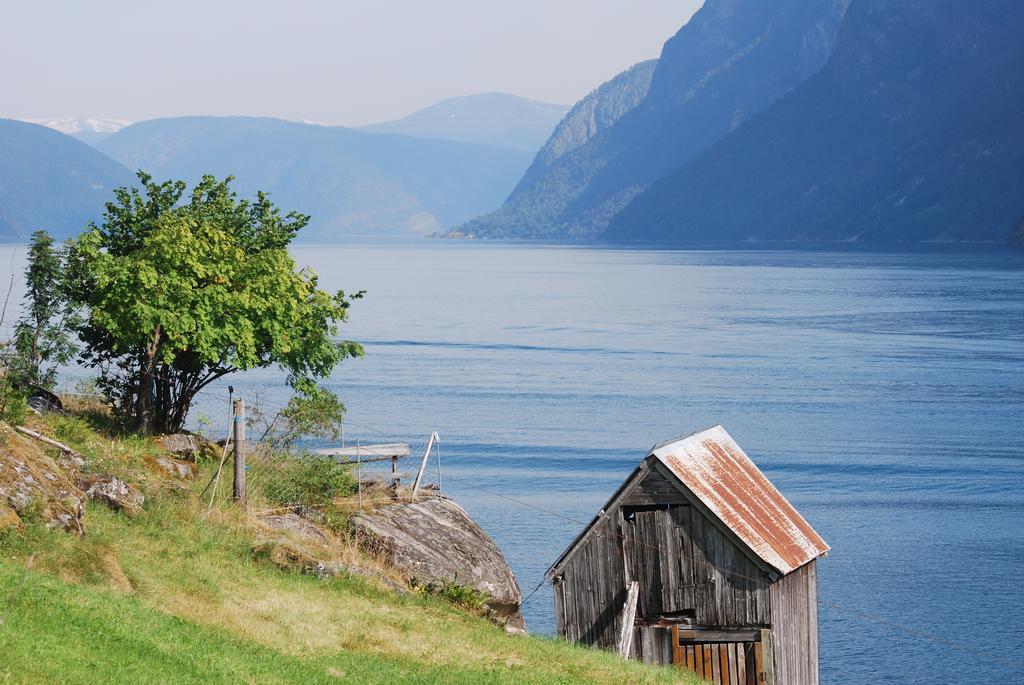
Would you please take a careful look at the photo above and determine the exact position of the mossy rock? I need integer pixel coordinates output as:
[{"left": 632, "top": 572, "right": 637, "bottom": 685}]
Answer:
[{"left": 0, "top": 424, "right": 85, "bottom": 535}]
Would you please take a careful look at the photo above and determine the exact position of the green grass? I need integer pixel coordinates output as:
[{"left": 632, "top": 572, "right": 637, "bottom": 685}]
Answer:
[{"left": 0, "top": 415, "right": 700, "bottom": 684}]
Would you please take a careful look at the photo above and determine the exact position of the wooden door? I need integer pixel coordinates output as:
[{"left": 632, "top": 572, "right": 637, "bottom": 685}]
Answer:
[
  {"left": 671, "top": 626, "right": 770, "bottom": 685},
  {"left": 621, "top": 506, "right": 672, "bottom": 617}
]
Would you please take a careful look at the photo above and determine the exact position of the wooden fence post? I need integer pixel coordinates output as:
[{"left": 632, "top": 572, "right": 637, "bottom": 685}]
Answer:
[{"left": 232, "top": 399, "right": 246, "bottom": 509}]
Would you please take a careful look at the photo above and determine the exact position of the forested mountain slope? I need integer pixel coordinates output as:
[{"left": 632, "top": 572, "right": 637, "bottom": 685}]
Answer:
[
  {"left": 455, "top": 60, "right": 656, "bottom": 238},
  {"left": 609, "top": 0, "right": 1024, "bottom": 244},
  {"left": 0, "top": 119, "right": 133, "bottom": 239},
  {"left": 99, "top": 117, "right": 534, "bottom": 239},
  {"left": 456, "top": 0, "right": 847, "bottom": 239}
]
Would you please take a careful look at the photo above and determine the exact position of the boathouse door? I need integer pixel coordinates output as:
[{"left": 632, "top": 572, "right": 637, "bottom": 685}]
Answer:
[
  {"left": 671, "top": 626, "right": 767, "bottom": 685},
  {"left": 621, "top": 505, "right": 677, "bottom": 618}
]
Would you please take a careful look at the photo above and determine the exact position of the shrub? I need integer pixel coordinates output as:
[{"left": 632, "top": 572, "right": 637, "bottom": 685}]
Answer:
[
  {"left": 0, "top": 376, "right": 29, "bottom": 425},
  {"left": 258, "top": 453, "right": 356, "bottom": 507},
  {"left": 418, "top": 576, "right": 491, "bottom": 614}
]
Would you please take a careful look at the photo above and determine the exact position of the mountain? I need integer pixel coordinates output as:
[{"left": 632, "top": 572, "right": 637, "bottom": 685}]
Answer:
[
  {"left": 0, "top": 119, "right": 134, "bottom": 240},
  {"left": 608, "top": 0, "right": 1024, "bottom": 244},
  {"left": 455, "top": 0, "right": 848, "bottom": 239},
  {"left": 360, "top": 93, "right": 568, "bottom": 151},
  {"left": 23, "top": 117, "right": 131, "bottom": 145},
  {"left": 455, "top": 61, "right": 657, "bottom": 238},
  {"left": 98, "top": 117, "right": 534, "bottom": 239}
]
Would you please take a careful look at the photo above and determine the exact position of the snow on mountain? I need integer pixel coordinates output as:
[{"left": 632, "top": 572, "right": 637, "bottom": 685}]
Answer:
[{"left": 22, "top": 117, "right": 132, "bottom": 145}]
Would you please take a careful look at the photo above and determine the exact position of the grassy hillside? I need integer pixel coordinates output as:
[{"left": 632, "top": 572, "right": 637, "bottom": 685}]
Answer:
[{"left": 0, "top": 411, "right": 696, "bottom": 684}]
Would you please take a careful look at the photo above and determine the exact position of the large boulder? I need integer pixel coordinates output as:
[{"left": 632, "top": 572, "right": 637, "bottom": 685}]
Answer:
[
  {"left": 352, "top": 497, "right": 524, "bottom": 633},
  {"left": 0, "top": 424, "right": 85, "bottom": 534},
  {"left": 157, "top": 433, "right": 217, "bottom": 461}
]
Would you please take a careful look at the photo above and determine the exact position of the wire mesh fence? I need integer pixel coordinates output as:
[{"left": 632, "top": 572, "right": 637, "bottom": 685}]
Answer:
[
  {"left": 51, "top": 386, "right": 444, "bottom": 518},
  {"left": 204, "top": 406, "right": 443, "bottom": 517}
]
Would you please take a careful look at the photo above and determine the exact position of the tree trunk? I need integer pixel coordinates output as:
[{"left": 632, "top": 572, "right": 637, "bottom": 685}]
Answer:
[{"left": 134, "top": 327, "right": 161, "bottom": 434}]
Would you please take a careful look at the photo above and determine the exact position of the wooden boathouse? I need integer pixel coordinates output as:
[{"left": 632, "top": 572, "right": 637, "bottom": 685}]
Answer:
[{"left": 547, "top": 426, "right": 829, "bottom": 685}]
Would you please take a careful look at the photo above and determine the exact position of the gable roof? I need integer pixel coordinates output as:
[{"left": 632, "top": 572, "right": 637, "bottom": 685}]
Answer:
[
  {"left": 547, "top": 425, "right": 828, "bottom": 580},
  {"left": 651, "top": 425, "right": 829, "bottom": 576}
]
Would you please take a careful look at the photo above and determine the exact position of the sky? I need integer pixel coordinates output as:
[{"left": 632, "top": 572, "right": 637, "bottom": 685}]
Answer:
[{"left": 1, "top": 1, "right": 702, "bottom": 127}]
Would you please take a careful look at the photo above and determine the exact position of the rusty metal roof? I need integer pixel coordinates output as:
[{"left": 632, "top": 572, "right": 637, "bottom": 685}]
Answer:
[{"left": 651, "top": 425, "right": 829, "bottom": 576}]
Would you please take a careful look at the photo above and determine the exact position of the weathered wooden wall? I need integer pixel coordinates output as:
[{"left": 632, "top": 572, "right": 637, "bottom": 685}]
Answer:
[
  {"left": 553, "top": 514, "right": 627, "bottom": 648},
  {"left": 769, "top": 560, "right": 819, "bottom": 685},
  {"left": 633, "top": 625, "right": 674, "bottom": 665},
  {"left": 620, "top": 503, "right": 772, "bottom": 627},
  {"left": 552, "top": 462, "right": 821, "bottom": 683},
  {"left": 554, "top": 466, "right": 772, "bottom": 643}
]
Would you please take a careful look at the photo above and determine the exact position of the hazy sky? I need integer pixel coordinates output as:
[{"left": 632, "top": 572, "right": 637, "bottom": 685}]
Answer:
[{"left": 1, "top": 1, "right": 702, "bottom": 126}]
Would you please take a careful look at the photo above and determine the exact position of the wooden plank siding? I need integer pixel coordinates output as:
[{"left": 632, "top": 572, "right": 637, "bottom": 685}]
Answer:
[
  {"left": 551, "top": 464, "right": 822, "bottom": 684},
  {"left": 551, "top": 515, "right": 627, "bottom": 649},
  {"left": 619, "top": 469, "right": 773, "bottom": 628},
  {"left": 768, "top": 560, "right": 819, "bottom": 685}
]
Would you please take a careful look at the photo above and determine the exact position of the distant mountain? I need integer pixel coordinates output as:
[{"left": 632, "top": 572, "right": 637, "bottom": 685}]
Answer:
[
  {"left": 98, "top": 116, "right": 534, "bottom": 238},
  {"left": 455, "top": 61, "right": 657, "bottom": 238},
  {"left": 455, "top": 0, "right": 848, "bottom": 239},
  {"left": 360, "top": 93, "right": 568, "bottom": 151},
  {"left": 0, "top": 119, "right": 134, "bottom": 240},
  {"left": 609, "top": 0, "right": 1024, "bottom": 244},
  {"left": 23, "top": 117, "right": 131, "bottom": 145}
]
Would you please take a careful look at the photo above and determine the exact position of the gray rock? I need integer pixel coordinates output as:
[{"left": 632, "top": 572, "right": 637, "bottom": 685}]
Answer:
[
  {"left": 313, "top": 560, "right": 407, "bottom": 594},
  {"left": 78, "top": 474, "right": 144, "bottom": 516},
  {"left": 56, "top": 451, "right": 86, "bottom": 475},
  {"left": 352, "top": 497, "right": 525, "bottom": 632},
  {"left": 157, "top": 433, "right": 216, "bottom": 460},
  {"left": 0, "top": 425, "right": 85, "bottom": 535},
  {"left": 256, "top": 511, "right": 329, "bottom": 544},
  {"left": 145, "top": 455, "right": 198, "bottom": 480}
]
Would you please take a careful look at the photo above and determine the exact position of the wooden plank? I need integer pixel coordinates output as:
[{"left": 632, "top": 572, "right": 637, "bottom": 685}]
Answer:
[
  {"left": 703, "top": 644, "right": 714, "bottom": 680},
  {"left": 735, "top": 643, "right": 746, "bottom": 685},
  {"left": 760, "top": 629, "right": 775, "bottom": 685},
  {"left": 727, "top": 642, "right": 738, "bottom": 685},
  {"left": 676, "top": 629, "right": 760, "bottom": 643},
  {"left": 411, "top": 432, "right": 438, "bottom": 499},
  {"left": 694, "top": 643, "right": 704, "bottom": 676},
  {"left": 719, "top": 643, "right": 730, "bottom": 685},
  {"left": 616, "top": 581, "right": 640, "bottom": 658},
  {"left": 314, "top": 442, "right": 410, "bottom": 458},
  {"left": 677, "top": 505, "right": 696, "bottom": 610},
  {"left": 686, "top": 644, "right": 696, "bottom": 672},
  {"left": 754, "top": 641, "right": 765, "bottom": 685},
  {"left": 710, "top": 644, "right": 721, "bottom": 683}
]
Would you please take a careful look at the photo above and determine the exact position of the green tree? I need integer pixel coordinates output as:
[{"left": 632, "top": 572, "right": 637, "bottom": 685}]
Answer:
[
  {"left": 254, "top": 385, "right": 347, "bottom": 450},
  {"left": 68, "top": 172, "right": 363, "bottom": 434},
  {"left": 11, "top": 230, "right": 80, "bottom": 389}
]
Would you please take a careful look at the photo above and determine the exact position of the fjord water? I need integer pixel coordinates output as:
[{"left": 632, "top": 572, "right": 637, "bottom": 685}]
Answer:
[
  {"left": 267, "top": 242, "right": 1021, "bottom": 684},
  {"left": 20, "top": 241, "right": 1019, "bottom": 683},
  {"left": 284, "top": 242, "right": 1022, "bottom": 684}
]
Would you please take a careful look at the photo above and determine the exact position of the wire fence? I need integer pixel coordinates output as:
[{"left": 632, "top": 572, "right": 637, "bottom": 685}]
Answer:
[
  {"left": 196, "top": 393, "right": 443, "bottom": 517},
  {"left": 54, "top": 385, "right": 445, "bottom": 517}
]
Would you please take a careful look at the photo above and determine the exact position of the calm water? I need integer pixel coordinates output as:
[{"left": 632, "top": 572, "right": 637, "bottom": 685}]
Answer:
[{"left": 14, "top": 242, "right": 1023, "bottom": 683}]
